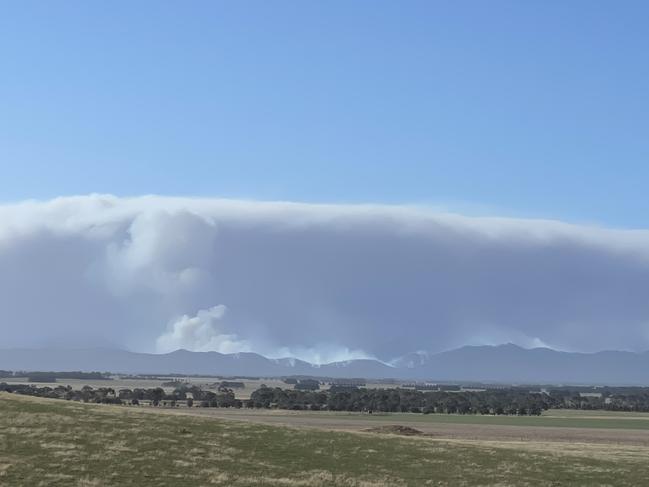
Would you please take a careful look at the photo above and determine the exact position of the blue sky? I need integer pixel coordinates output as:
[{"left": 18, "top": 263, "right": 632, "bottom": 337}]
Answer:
[{"left": 1, "top": 1, "right": 648, "bottom": 227}]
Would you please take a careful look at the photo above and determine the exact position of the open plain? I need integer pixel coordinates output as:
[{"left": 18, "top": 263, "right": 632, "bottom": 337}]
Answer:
[
  {"left": 3, "top": 392, "right": 649, "bottom": 486},
  {"left": 140, "top": 406, "right": 649, "bottom": 446}
]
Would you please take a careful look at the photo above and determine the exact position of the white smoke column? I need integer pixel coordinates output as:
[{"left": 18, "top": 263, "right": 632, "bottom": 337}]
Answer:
[{"left": 156, "top": 305, "right": 251, "bottom": 354}]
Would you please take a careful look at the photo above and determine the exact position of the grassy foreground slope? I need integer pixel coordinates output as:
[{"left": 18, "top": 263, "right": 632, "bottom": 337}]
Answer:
[{"left": 0, "top": 393, "right": 647, "bottom": 486}]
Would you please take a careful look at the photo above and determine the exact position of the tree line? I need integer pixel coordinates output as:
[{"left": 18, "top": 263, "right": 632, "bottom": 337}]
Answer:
[
  {"left": 248, "top": 386, "right": 549, "bottom": 414},
  {"left": 0, "top": 371, "right": 110, "bottom": 381},
  {"left": 4, "top": 382, "right": 649, "bottom": 414},
  {"left": 0, "top": 382, "right": 242, "bottom": 408}
]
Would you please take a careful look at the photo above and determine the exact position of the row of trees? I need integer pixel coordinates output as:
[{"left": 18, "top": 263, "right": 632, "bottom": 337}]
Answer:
[
  {"left": 249, "top": 386, "right": 548, "bottom": 415},
  {"left": 547, "top": 388, "right": 649, "bottom": 412},
  {"left": 0, "top": 384, "right": 123, "bottom": 404},
  {"left": 0, "top": 371, "right": 110, "bottom": 381},
  {"left": 250, "top": 386, "right": 649, "bottom": 414},
  {"left": 0, "top": 383, "right": 241, "bottom": 408},
  {"left": 283, "top": 378, "right": 321, "bottom": 390},
  {"left": 5, "top": 381, "right": 649, "bottom": 414}
]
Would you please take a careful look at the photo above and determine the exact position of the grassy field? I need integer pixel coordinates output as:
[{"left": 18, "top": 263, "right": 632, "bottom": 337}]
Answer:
[
  {"left": 2, "top": 393, "right": 649, "bottom": 486},
  {"left": 154, "top": 405, "right": 649, "bottom": 431},
  {"left": 543, "top": 408, "right": 649, "bottom": 418},
  {"left": 296, "top": 409, "right": 649, "bottom": 430}
]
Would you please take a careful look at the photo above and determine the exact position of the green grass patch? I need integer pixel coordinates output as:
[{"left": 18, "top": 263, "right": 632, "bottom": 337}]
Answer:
[
  {"left": 242, "top": 409, "right": 649, "bottom": 430},
  {"left": 543, "top": 409, "right": 649, "bottom": 418},
  {"left": 356, "top": 412, "right": 649, "bottom": 430}
]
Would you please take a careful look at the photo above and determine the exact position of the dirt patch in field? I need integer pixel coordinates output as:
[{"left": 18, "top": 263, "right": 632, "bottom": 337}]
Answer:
[{"left": 363, "top": 425, "right": 424, "bottom": 436}]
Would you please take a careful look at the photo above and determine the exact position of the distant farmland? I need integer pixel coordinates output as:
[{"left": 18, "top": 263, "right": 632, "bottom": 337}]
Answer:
[{"left": 2, "top": 393, "right": 649, "bottom": 486}]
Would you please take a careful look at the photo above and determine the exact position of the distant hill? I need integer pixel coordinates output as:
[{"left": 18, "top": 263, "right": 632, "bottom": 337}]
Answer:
[
  {"left": 0, "top": 348, "right": 394, "bottom": 379},
  {"left": 403, "top": 344, "right": 649, "bottom": 385},
  {"left": 1, "top": 344, "right": 648, "bottom": 385}
]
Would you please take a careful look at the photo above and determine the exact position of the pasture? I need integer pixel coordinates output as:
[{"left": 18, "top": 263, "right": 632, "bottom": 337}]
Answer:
[
  {"left": 134, "top": 404, "right": 649, "bottom": 431},
  {"left": 2, "top": 393, "right": 649, "bottom": 486}
]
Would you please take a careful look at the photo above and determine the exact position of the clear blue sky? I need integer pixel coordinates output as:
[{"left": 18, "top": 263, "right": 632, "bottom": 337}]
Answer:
[{"left": 1, "top": 1, "right": 648, "bottom": 226}]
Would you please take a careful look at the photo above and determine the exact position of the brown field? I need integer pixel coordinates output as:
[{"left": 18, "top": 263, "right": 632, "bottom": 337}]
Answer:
[{"left": 127, "top": 406, "right": 649, "bottom": 447}]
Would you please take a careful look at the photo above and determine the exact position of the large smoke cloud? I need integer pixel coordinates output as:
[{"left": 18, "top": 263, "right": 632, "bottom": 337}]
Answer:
[
  {"left": 155, "top": 305, "right": 251, "bottom": 355},
  {"left": 1, "top": 194, "right": 649, "bottom": 363}
]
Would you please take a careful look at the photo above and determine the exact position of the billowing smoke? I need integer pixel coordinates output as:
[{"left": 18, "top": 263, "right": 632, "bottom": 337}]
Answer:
[
  {"left": 156, "top": 305, "right": 251, "bottom": 354},
  {"left": 1, "top": 194, "right": 649, "bottom": 363}
]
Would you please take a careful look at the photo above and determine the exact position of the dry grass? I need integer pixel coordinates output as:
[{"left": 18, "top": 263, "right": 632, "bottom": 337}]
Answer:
[{"left": 2, "top": 392, "right": 649, "bottom": 486}]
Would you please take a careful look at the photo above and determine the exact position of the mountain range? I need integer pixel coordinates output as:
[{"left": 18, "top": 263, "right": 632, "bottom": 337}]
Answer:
[{"left": 1, "top": 344, "right": 648, "bottom": 385}]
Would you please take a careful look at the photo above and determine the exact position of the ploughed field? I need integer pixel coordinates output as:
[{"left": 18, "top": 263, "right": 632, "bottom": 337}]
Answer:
[{"left": 2, "top": 393, "right": 649, "bottom": 486}]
